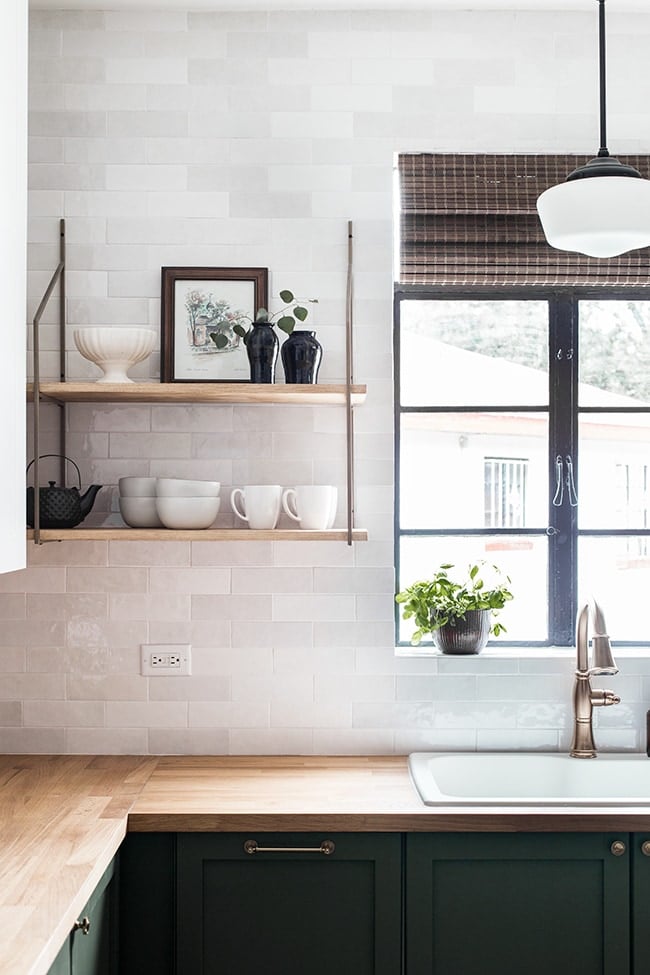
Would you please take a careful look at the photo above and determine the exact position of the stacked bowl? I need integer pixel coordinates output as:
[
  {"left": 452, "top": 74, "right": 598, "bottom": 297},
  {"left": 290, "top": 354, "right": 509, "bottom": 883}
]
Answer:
[
  {"left": 155, "top": 478, "right": 221, "bottom": 530},
  {"left": 118, "top": 477, "right": 221, "bottom": 530},
  {"left": 118, "top": 477, "right": 161, "bottom": 528}
]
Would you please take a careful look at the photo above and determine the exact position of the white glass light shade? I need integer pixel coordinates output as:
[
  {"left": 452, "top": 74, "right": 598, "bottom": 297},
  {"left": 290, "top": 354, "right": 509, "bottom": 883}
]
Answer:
[{"left": 537, "top": 175, "right": 650, "bottom": 258}]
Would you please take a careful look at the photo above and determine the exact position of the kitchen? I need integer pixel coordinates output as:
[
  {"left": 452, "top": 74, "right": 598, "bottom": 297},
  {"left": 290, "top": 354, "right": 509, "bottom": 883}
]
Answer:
[{"left": 3, "top": 0, "right": 650, "bottom": 972}]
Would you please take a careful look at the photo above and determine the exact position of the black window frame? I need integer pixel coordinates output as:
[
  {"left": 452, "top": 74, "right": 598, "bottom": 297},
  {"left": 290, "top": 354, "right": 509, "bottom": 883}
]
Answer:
[{"left": 394, "top": 285, "right": 650, "bottom": 648}]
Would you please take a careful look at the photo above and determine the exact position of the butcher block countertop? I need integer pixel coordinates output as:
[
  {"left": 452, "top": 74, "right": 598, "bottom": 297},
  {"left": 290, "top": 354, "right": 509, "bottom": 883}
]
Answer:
[{"left": 4, "top": 753, "right": 650, "bottom": 975}]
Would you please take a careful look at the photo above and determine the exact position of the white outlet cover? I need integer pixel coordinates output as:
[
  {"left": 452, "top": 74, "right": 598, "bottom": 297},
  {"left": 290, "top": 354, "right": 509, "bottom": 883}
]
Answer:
[{"left": 141, "top": 643, "right": 192, "bottom": 676}]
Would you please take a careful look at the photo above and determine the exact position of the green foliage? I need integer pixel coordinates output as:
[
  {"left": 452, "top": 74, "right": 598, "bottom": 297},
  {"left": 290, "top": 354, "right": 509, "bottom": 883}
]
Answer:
[
  {"left": 395, "top": 561, "right": 513, "bottom": 646},
  {"left": 223, "top": 289, "right": 319, "bottom": 348}
]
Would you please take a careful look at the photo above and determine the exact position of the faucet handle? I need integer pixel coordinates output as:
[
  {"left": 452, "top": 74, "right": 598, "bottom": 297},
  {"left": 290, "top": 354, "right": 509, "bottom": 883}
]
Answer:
[{"left": 590, "top": 635, "right": 618, "bottom": 676}]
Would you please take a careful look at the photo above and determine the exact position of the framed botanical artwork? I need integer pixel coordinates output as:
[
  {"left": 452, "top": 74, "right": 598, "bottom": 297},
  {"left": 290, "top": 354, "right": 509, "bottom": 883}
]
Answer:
[{"left": 160, "top": 266, "right": 268, "bottom": 382}]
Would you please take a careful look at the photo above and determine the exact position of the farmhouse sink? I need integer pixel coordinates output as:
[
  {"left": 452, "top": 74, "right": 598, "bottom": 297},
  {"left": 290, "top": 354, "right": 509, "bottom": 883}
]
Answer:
[{"left": 408, "top": 752, "right": 650, "bottom": 806}]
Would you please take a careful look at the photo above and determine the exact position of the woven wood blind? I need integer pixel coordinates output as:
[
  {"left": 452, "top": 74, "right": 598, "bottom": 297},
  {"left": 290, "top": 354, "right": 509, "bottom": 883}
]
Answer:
[{"left": 398, "top": 153, "right": 650, "bottom": 288}]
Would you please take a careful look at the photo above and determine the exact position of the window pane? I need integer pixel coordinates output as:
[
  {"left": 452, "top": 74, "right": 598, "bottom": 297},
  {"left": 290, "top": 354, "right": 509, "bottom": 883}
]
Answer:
[
  {"left": 578, "top": 413, "right": 650, "bottom": 528},
  {"left": 400, "top": 413, "right": 548, "bottom": 528},
  {"left": 400, "top": 300, "right": 549, "bottom": 407},
  {"left": 579, "top": 300, "right": 650, "bottom": 405},
  {"left": 579, "top": 537, "right": 650, "bottom": 640},
  {"left": 398, "top": 535, "right": 548, "bottom": 643}
]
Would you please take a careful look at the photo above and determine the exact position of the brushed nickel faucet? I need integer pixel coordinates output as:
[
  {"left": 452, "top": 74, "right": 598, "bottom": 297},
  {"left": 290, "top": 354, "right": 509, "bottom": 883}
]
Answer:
[{"left": 570, "top": 599, "right": 621, "bottom": 759}]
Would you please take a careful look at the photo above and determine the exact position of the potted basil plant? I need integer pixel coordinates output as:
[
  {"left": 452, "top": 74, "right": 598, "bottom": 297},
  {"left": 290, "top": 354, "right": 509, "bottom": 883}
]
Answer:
[{"left": 395, "top": 561, "right": 513, "bottom": 654}]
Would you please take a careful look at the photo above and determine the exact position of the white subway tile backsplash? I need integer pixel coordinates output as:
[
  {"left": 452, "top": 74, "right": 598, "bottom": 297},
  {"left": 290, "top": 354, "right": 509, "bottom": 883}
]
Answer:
[
  {"left": 24, "top": 700, "right": 104, "bottom": 728},
  {"left": 0, "top": 728, "right": 66, "bottom": 753},
  {"left": 189, "top": 701, "right": 269, "bottom": 728},
  {"left": 147, "top": 727, "right": 229, "bottom": 754},
  {"left": 107, "top": 700, "right": 188, "bottom": 727},
  {"left": 17, "top": 5, "right": 650, "bottom": 755},
  {"left": 230, "top": 728, "right": 314, "bottom": 755}
]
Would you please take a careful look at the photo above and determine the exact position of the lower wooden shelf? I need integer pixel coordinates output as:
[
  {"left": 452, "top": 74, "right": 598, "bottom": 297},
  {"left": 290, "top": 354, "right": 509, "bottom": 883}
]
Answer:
[{"left": 27, "top": 527, "right": 368, "bottom": 542}]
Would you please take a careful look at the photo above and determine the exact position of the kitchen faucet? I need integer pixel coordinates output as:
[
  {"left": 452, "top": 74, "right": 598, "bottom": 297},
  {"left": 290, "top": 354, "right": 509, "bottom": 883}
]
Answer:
[{"left": 570, "top": 599, "right": 621, "bottom": 759}]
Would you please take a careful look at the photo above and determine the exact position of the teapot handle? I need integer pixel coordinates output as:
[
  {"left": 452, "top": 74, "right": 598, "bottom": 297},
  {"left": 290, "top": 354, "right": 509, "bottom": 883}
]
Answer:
[{"left": 26, "top": 454, "right": 82, "bottom": 489}]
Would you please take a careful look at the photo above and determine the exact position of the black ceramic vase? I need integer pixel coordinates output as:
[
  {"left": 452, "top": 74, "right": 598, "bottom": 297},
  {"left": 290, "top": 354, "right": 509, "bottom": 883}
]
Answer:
[
  {"left": 281, "top": 330, "right": 322, "bottom": 384},
  {"left": 432, "top": 609, "right": 491, "bottom": 655},
  {"left": 246, "top": 323, "right": 278, "bottom": 383}
]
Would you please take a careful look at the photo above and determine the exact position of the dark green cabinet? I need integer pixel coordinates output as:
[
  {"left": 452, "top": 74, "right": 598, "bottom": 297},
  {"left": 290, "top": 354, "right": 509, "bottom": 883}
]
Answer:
[
  {"left": 47, "top": 857, "right": 118, "bottom": 975},
  {"left": 632, "top": 833, "right": 650, "bottom": 975},
  {"left": 56, "top": 827, "right": 650, "bottom": 975},
  {"left": 176, "top": 832, "right": 402, "bottom": 975},
  {"left": 406, "top": 832, "right": 630, "bottom": 975}
]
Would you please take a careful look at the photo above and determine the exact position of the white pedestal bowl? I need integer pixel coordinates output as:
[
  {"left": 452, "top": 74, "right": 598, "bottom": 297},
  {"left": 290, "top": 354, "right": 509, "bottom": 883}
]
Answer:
[{"left": 73, "top": 327, "right": 156, "bottom": 383}]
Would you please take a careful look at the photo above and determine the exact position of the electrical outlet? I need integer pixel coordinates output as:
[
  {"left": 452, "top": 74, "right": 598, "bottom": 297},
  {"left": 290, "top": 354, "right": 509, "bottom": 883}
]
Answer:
[{"left": 141, "top": 644, "right": 191, "bottom": 676}]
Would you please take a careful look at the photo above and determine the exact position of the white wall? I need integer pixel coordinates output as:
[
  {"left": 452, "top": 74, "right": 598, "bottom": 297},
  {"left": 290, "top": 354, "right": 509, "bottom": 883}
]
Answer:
[
  {"left": 0, "top": 0, "right": 27, "bottom": 575},
  {"left": 3, "top": 6, "right": 650, "bottom": 754}
]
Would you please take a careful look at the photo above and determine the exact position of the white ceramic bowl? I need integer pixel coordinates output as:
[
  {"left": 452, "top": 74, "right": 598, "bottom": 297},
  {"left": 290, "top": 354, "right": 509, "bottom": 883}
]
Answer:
[
  {"left": 118, "top": 476, "right": 157, "bottom": 498},
  {"left": 73, "top": 327, "right": 156, "bottom": 383},
  {"left": 119, "top": 497, "right": 163, "bottom": 528},
  {"left": 155, "top": 478, "right": 221, "bottom": 498},
  {"left": 155, "top": 496, "right": 221, "bottom": 530}
]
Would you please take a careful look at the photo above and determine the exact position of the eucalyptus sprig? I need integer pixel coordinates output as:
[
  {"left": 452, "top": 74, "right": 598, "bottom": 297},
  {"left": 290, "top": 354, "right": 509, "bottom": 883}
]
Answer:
[
  {"left": 395, "top": 561, "right": 513, "bottom": 646},
  {"left": 210, "top": 289, "right": 317, "bottom": 349}
]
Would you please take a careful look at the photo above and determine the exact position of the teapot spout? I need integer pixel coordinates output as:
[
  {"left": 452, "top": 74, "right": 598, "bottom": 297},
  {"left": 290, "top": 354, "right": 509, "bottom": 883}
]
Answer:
[{"left": 79, "top": 484, "right": 102, "bottom": 518}]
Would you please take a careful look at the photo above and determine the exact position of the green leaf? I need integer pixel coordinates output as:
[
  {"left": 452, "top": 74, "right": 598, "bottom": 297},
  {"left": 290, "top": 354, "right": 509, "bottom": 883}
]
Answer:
[
  {"left": 469, "top": 564, "right": 478, "bottom": 579},
  {"left": 255, "top": 308, "right": 269, "bottom": 322},
  {"left": 279, "top": 289, "right": 294, "bottom": 304},
  {"left": 233, "top": 323, "right": 248, "bottom": 339},
  {"left": 277, "top": 316, "right": 295, "bottom": 334},
  {"left": 210, "top": 332, "right": 229, "bottom": 349},
  {"left": 294, "top": 305, "right": 308, "bottom": 322}
]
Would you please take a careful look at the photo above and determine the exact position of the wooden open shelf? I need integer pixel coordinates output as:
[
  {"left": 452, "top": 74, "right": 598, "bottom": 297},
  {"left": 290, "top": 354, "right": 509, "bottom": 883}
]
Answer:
[
  {"left": 27, "top": 527, "right": 368, "bottom": 542},
  {"left": 28, "top": 382, "right": 367, "bottom": 406}
]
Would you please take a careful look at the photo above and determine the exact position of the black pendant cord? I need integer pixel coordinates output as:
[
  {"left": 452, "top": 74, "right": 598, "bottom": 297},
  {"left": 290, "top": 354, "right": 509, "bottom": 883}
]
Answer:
[{"left": 598, "top": 0, "right": 609, "bottom": 157}]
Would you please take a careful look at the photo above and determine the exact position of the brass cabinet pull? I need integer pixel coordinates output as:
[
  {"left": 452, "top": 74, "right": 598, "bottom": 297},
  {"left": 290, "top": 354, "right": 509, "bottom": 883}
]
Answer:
[
  {"left": 243, "top": 839, "right": 335, "bottom": 856},
  {"left": 73, "top": 917, "right": 91, "bottom": 935},
  {"left": 641, "top": 841, "right": 650, "bottom": 857},
  {"left": 610, "top": 840, "right": 626, "bottom": 857}
]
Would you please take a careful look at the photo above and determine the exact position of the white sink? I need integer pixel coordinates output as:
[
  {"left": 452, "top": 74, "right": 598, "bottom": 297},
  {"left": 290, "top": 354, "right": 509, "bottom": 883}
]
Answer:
[{"left": 409, "top": 752, "right": 650, "bottom": 806}]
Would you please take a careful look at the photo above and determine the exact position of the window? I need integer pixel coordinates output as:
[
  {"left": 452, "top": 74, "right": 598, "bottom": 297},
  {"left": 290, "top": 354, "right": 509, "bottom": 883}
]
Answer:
[
  {"left": 395, "top": 293, "right": 650, "bottom": 647},
  {"left": 484, "top": 457, "right": 528, "bottom": 529},
  {"left": 395, "top": 153, "right": 650, "bottom": 649}
]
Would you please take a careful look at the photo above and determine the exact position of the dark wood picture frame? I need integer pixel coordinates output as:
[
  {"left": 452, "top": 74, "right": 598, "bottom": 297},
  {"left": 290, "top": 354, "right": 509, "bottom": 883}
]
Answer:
[{"left": 161, "top": 266, "right": 268, "bottom": 383}]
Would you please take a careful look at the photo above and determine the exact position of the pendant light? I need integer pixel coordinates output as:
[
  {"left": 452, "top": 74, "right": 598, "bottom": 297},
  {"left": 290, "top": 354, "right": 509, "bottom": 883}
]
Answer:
[{"left": 536, "top": 0, "right": 650, "bottom": 259}]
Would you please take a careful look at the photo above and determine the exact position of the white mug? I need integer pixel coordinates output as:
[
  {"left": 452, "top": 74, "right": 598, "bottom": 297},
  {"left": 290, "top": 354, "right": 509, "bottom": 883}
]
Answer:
[
  {"left": 231, "top": 484, "right": 282, "bottom": 530},
  {"left": 282, "top": 485, "right": 337, "bottom": 531}
]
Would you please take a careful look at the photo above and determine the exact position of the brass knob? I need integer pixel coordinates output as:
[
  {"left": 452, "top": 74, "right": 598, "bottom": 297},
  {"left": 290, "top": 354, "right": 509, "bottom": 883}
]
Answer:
[
  {"left": 641, "top": 841, "right": 650, "bottom": 857},
  {"left": 610, "top": 840, "right": 626, "bottom": 857},
  {"left": 73, "top": 916, "right": 91, "bottom": 935}
]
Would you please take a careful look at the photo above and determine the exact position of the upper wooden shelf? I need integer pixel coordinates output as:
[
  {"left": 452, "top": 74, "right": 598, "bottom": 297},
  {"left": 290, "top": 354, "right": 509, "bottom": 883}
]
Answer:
[{"left": 27, "top": 382, "right": 367, "bottom": 406}]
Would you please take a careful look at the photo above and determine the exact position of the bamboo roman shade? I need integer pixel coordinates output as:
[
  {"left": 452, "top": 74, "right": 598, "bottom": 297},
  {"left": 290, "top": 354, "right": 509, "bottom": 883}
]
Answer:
[{"left": 398, "top": 153, "right": 650, "bottom": 287}]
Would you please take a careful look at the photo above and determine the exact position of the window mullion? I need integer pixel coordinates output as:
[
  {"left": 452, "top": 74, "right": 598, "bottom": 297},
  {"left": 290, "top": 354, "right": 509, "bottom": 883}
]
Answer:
[{"left": 548, "top": 297, "right": 579, "bottom": 645}]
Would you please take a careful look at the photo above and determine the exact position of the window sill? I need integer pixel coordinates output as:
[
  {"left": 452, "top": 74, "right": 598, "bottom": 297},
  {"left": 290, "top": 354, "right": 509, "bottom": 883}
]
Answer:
[{"left": 395, "top": 645, "right": 650, "bottom": 660}]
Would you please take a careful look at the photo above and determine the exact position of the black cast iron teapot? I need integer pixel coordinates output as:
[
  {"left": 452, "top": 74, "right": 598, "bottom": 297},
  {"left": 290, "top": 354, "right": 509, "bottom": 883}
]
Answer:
[{"left": 26, "top": 454, "right": 102, "bottom": 529}]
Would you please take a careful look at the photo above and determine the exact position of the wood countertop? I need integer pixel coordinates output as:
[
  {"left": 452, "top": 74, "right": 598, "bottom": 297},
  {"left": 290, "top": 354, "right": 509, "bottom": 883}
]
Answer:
[
  {"left": 0, "top": 755, "right": 156, "bottom": 975},
  {"left": 5, "top": 753, "right": 650, "bottom": 975}
]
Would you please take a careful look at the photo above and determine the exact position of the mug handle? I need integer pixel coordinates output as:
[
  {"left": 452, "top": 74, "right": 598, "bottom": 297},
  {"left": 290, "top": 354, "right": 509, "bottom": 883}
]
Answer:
[
  {"left": 230, "top": 488, "right": 249, "bottom": 522},
  {"left": 281, "top": 488, "right": 300, "bottom": 522}
]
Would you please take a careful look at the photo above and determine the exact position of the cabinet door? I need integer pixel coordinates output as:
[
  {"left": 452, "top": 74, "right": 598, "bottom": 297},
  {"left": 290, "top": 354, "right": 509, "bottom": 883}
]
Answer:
[
  {"left": 119, "top": 833, "right": 175, "bottom": 975},
  {"left": 177, "top": 832, "right": 402, "bottom": 975},
  {"left": 47, "top": 937, "right": 71, "bottom": 975},
  {"left": 70, "top": 858, "right": 118, "bottom": 975},
  {"left": 406, "top": 832, "right": 630, "bottom": 975},
  {"left": 632, "top": 833, "right": 650, "bottom": 975}
]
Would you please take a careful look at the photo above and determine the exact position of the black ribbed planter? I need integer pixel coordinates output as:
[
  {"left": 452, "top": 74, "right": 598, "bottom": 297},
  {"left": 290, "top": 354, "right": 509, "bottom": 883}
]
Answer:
[{"left": 432, "top": 609, "right": 491, "bottom": 655}]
